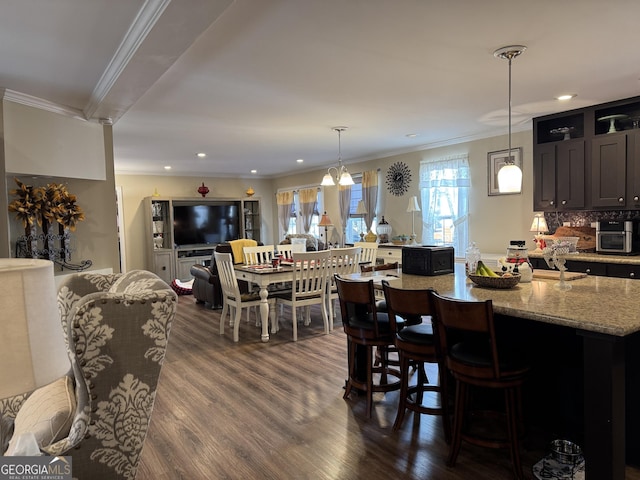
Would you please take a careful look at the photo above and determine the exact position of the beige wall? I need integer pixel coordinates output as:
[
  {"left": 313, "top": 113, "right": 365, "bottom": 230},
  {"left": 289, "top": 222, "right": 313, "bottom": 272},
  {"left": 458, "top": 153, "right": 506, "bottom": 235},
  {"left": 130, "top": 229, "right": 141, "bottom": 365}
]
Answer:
[
  {"left": 114, "top": 175, "right": 275, "bottom": 271},
  {"left": 273, "top": 130, "right": 534, "bottom": 256},
  {"left": 3, "top": 101, "right": 106, "bottom": 180}
]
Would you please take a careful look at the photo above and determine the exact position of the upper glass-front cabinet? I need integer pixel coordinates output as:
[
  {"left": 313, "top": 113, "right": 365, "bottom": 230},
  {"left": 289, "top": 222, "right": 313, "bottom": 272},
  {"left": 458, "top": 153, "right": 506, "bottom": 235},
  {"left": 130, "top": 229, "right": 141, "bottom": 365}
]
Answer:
[{"left": 243, "top": 200, "right": 260, "bottom": 241}]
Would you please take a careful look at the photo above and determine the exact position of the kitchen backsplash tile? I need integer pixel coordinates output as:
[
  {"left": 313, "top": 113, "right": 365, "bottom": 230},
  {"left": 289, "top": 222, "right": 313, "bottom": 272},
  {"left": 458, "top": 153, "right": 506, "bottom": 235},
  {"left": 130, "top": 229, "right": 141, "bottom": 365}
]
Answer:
[{"left": 545, "top": 210, "right": 640, "bottom": 233}]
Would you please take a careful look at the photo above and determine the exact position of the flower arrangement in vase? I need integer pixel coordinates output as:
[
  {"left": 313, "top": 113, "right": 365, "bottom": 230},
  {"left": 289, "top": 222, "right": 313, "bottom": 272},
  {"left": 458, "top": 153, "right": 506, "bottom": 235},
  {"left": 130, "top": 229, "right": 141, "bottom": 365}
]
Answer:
[{"left": 8, "top": 178, "right": 89, "bottom": 269}]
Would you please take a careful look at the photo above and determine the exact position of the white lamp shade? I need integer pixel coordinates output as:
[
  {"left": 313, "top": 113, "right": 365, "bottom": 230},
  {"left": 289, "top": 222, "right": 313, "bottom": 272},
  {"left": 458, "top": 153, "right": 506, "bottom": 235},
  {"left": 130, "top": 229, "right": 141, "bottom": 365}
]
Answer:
[
  {"left": 530, "top": 214, "right": 549, "bottom": 233},
  {"left": 0, "top": 259, "right": 69, "bottom": 398},
  {"left": 321, "top": 173, "right": 335, "bottom": 186},
  {"left": 406, "top": 195, "right": 421, "bottom": 212},
  {"left": 497, "top": 164, "right": 523, "bottom": 193},
  {"left": 338, "top": 169, "right": 354, "bottom": 186},
  {"left": 355, "top": 200, "right": 368, "bottom": 215}
]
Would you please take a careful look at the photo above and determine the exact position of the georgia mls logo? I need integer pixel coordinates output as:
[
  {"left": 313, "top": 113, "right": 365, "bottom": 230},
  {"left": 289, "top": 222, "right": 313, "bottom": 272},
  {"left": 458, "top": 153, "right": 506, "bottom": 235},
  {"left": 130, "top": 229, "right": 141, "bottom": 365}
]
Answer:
[{"left": 0, "top": 456, "right": 72, "bottom": 480}]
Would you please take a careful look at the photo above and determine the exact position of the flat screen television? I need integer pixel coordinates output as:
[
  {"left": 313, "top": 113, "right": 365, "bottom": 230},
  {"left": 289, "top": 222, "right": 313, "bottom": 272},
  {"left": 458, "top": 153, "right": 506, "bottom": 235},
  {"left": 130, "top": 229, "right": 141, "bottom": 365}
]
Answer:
[{"left": 172, "top": 202, "right": 241, "bottom": 247}]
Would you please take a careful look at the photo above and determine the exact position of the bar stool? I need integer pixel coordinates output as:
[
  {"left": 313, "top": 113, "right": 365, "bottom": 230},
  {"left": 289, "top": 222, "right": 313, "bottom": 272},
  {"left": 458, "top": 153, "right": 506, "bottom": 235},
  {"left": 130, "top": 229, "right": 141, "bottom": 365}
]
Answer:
[
  {"left": 381, "top": 281, "right": 451, "bottom": 442},
  {"left": 430, "top": 291, "right": 530, "bottom": 480},
  {"left": 334, "top": 275, "right": 401, "bottom": 418}
]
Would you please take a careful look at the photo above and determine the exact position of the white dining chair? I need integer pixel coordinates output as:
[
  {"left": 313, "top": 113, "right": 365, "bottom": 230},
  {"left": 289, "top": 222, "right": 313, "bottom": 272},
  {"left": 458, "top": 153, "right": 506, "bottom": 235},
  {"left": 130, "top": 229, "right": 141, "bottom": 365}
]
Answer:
[
  {"left": 243, "top": 244, "right": 275, "bottom": 265},
  {"left": 354, "top": 241, "right": 378, "bottom": 268},
  {"left": 215, "top": 252, "right": 276, "bottom": 342},
  {"left": 327, "top": 247, "right": 362, "bottom": 325},
  {"left": 273, "top": 250, "right": 332, "bottom": 341},
  {"left": 276, "top": 242, "right": 306, "bottom": 260}
]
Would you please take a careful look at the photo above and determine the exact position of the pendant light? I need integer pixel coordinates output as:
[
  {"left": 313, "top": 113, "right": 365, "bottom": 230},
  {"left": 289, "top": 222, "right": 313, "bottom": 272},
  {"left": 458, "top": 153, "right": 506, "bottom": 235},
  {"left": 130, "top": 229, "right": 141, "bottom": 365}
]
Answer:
[
  {"left": 321, "top": 127, "right": 354, "bottom": 186},
  {"left": 494, "top": 45, "right": 526, "bottom": 193}
]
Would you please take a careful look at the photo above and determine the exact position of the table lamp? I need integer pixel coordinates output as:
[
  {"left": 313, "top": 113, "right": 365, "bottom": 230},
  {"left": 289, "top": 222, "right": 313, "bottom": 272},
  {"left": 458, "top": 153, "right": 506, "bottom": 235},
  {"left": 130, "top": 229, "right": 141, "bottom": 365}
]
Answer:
[
  {"left": 530, "top": 213, "right": 549, "bottom": 252},
  {"left": 355, "top": 200, "right": 368, "bottom": 242},
  {"left": 0, "top": 259, "right": 70, "bottom": 399},
  {"left": 406, "top": 196, "right": 421, "bottom": 245},
  {"left": 318, "top": 212, "right": 333, "bottom": 250}
]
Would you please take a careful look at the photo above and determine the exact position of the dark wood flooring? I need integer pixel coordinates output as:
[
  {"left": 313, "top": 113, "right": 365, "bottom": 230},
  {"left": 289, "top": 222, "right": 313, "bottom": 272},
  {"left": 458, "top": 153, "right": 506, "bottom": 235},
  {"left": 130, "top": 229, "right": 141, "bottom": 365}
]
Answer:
[{"left": 136, "top": 295, "right": 640, "bottom": 479}]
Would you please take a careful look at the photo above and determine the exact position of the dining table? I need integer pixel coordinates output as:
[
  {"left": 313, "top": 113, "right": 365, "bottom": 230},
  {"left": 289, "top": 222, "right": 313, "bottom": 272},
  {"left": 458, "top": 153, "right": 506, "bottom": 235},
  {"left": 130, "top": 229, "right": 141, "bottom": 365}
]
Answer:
[
  {"left": 234, "top": 262, "right": 296, "bottom": 342},
  {"left": 344, "top": 263, "right": 640, "bottom": 480}
]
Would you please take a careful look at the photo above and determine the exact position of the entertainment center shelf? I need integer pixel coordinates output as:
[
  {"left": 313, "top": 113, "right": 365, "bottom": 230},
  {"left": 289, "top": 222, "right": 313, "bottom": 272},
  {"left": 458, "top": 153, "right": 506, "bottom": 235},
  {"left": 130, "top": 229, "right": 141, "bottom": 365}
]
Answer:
[{"left": 144, "top": 196, "right": 261, "bottom": 283}]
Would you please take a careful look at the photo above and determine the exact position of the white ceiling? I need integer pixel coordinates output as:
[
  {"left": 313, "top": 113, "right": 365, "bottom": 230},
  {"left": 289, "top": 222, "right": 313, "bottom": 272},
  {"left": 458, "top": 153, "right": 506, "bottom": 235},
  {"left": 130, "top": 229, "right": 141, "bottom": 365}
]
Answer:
[{"left": 2, "top": 0, "right": 640, "bottom": 179}]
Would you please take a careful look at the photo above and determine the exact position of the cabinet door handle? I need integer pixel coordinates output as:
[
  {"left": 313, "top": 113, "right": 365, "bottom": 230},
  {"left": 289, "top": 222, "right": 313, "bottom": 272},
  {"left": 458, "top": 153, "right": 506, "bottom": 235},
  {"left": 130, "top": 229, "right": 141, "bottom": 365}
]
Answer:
[
  {"left": 586, "top": 268, "right": 591, "bottom": 274},
  {"left": 549, "top": 200, "right": 555, "bottom": 206},
  {"left": 162, "top": 266, "right": 166, "bottom": 271},
  {"left": 561, "top": 200, "right": 567, "bottom": 205},
  {"left": 631, "top": 272, "right": 635, "bottom": 278},
  {"left": 635, "top": 196, "right": 640, "bottom": 202},
  {"left": 618, "top": 197, "right": 625, "bottom": 203}
]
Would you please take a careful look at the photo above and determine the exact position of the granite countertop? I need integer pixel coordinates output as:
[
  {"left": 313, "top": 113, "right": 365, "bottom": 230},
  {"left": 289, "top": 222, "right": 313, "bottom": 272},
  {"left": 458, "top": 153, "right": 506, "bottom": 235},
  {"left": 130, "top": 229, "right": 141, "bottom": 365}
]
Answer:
[
  {"left": 528, "top": 251, "right": 640, "bottom": 264},
  {"left": 365, "top": 263, "right": 640, "bottom": 337}
]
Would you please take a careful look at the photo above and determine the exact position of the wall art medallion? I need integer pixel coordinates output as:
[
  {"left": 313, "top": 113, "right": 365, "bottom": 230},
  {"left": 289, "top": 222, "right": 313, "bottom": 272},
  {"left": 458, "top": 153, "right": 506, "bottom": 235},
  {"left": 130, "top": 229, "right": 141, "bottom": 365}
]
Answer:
[{"left": 386, "top": 161, "right": 411, "bottom": 196}]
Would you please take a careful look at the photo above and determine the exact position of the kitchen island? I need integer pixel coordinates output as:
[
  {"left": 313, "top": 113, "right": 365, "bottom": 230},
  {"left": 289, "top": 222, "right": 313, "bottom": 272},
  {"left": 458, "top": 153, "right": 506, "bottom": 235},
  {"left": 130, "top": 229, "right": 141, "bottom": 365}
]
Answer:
[{"left": 365, "top": 263, "right": 640, "bottom": 480}]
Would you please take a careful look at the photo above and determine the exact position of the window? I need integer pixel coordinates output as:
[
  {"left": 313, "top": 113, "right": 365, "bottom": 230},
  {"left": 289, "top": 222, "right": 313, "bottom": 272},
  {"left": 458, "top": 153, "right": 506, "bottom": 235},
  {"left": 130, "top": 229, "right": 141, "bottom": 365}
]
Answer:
[
  {"left": 345, "top": 176, "right": 367, "bottom": 244},
  {"left": 283, "top": 189, "right": 322, "bottom": 237},
  {"left": 419, "top": 155, "right": 469, "bottom": 257}
]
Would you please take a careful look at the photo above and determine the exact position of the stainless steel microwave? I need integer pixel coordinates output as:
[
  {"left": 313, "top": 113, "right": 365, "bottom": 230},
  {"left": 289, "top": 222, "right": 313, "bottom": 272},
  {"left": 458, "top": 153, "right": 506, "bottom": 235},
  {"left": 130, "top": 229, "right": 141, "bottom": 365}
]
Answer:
[{"left": 596, "top": 220, "right": 640, "bottom": 254}]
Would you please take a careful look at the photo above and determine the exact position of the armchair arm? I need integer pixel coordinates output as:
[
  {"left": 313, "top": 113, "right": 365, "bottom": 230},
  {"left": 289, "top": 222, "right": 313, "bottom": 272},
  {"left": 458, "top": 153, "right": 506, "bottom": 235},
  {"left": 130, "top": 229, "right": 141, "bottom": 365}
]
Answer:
[{"left": 190, "top": 264, "right": 215, "bottom": 283}]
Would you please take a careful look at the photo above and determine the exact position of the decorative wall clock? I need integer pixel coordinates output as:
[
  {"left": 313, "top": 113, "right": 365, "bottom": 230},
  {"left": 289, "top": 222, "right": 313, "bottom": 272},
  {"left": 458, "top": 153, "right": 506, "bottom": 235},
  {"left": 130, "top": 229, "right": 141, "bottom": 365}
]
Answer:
[{"left": 386, "top": 161, "right": 411, "bottom": 196}]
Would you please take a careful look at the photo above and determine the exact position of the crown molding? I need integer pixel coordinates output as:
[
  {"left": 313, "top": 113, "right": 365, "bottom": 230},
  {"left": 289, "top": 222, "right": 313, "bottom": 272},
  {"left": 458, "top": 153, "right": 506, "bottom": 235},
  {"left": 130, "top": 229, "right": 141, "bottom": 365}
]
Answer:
[
  {"left": 83, "top": 0, "right": 171, "bottom": 120},
  {"left": 1, "top": 88, "right": 87, "bottom": 120}
]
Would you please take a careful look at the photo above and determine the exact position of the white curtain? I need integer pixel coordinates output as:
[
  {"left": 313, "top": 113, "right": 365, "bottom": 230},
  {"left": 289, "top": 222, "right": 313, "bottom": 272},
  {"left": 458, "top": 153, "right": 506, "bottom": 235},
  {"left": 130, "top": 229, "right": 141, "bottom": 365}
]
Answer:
[
  {"left": 361, "top": 170, "right": 378, "bottom": 231},
  {"left": 276, "top": 191, "right": 295, "bottom": 237},
  {"left": 298, "top": 188, "right": 318, "bottom": 233},
  {"left": 338, "top": 184, "right": 352, "bottom": 247},
  {"left": 419, "top": 154, "right": 470, "bottom": 255}
]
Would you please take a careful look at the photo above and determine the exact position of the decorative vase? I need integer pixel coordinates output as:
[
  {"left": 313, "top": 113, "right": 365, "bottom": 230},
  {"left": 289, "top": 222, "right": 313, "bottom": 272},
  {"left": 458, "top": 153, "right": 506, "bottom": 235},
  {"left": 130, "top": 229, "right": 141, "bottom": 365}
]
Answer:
[
  {"left": 197, "top": 182, "right": 209, "bottom": 197},
  {"left": 364, "top": 230, "right": 377, "bottom": 243},
  {"left": 246, "top": 187, "right": 255, "bottom": 197},
  {"left": 376, "top": 216, "right": 392, "bottom": 244}
]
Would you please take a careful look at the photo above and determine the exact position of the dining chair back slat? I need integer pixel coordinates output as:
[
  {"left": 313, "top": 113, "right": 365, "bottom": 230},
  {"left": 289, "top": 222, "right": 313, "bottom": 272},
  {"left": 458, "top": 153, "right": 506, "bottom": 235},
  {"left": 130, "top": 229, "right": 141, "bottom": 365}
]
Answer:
[
  {"left": 276, "top": 243, "right": 306, "bottom": 260},
  {"left": 243, "top": 245, "right": 275, "bottom": 265}
]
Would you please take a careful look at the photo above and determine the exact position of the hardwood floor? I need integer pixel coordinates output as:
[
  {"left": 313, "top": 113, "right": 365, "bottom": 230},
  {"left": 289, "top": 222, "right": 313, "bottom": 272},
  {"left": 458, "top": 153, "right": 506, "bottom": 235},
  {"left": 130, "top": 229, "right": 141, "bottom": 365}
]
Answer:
[{"left": 137, "top": 295, "right": 640, "bottom": 479}]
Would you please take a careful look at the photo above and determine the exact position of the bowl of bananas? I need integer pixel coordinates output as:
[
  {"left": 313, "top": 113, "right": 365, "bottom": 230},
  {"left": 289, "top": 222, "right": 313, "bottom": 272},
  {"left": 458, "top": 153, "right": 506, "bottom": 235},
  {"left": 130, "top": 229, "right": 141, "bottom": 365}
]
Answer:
[{"left": 468, "top": 261, "right": 521, "bottom": 289}]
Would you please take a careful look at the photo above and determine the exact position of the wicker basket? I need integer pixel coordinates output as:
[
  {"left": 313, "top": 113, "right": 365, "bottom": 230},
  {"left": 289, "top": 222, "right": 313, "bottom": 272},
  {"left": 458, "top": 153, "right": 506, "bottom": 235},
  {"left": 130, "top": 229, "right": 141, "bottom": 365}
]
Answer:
[{"left": 468, "top": 272, "right": 521, "bottom": 289}]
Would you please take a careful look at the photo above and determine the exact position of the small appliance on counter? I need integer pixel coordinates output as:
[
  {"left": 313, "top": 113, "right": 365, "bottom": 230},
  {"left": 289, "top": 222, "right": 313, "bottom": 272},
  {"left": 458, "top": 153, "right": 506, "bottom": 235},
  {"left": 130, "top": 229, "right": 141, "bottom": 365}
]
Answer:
[
  {"left": 596, "top": 219, "right": 640, "bottom": 255},
  {"left": 402, "top": 245, "right": 454, "bottom": 276},
  {"left": 498, "top": 240, "right": 533, "bottom": 282}
]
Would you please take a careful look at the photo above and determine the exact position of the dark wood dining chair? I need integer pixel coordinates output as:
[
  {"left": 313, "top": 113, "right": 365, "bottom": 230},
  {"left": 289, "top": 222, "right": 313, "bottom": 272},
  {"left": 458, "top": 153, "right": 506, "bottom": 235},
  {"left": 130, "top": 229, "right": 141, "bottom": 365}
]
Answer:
[
  {"left": 430, "top": 291, "right": 530, "bottom": 480},
  {"left": 334, "top": 275, "right": 401, "bottom": 418},
  {"left": 381, "top": 281, "right": 451, "bottom": 442}
]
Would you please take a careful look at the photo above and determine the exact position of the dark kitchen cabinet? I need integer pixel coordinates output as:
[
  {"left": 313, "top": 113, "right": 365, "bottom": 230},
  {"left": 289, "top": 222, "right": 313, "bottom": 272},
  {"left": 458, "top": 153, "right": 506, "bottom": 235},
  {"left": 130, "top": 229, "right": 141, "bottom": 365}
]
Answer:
[
  {"left": 533, "top": 95, "right": 640, "bottom": 211},
  {"left": 591, "top": 134, "right": 627, "bottom": 208},
  {"left": 533, "top": 140, "right": 585, "bottom": 211},
  {"left": 606, "top": 263, "right": 640, "bottom": 279},
  {"left": 564, "top": 260, "right": 607, "bottom": 276}
]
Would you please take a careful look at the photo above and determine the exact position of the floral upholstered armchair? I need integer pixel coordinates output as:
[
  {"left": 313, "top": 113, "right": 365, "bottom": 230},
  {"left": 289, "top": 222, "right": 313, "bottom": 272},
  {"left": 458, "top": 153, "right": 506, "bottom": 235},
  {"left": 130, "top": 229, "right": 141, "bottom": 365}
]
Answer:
[{"left": 0, "top": 270, "right": 177, "bottom": 480}]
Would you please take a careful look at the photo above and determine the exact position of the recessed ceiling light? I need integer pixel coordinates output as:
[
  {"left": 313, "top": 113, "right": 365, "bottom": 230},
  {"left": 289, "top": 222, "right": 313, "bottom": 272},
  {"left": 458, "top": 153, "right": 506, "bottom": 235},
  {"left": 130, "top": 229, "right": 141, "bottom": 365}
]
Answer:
[
  {"left": 196, "top": 152, "right": 207, "bottom": 158},
  {"left": 164, "top": 166, "right": 172, "bottom": 170},
  {"left": 405, "top": 133, "right": 419, "bottom": 138},
  {"left": 556, "top": 94, "right": 577, "bottom": 101},
  {"left": 251, "top": 169, "right": 257, "bottom": 174},
  {"left": 297, "top": 159, "right": 304, "bottom": 163}
]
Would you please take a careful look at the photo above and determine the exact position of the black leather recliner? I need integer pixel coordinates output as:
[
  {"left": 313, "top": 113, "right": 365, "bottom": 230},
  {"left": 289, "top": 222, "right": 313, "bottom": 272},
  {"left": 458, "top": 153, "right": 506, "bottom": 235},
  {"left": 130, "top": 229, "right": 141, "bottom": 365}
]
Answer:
[{"left": 190, "top": 242, "right": 256, "bottom": 309}]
